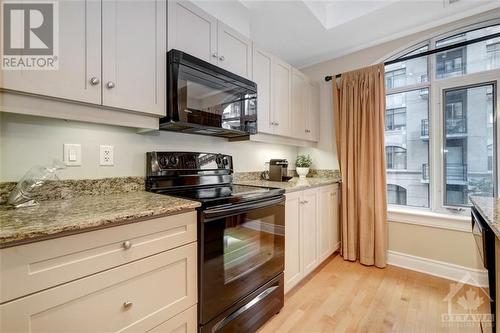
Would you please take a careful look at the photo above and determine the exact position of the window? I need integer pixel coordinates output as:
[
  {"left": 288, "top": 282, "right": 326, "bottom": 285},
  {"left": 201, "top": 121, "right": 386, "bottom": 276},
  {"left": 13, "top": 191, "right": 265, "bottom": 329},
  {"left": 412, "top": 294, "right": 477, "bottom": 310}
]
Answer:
[
  {"left": 385, "top": 89, "right": 430, "bottom": 208},
  {"left": 435, "top": 24, "right": 500, "bottom": 79},
  {"left": 487, "top": 41, "right": 500, "bottom": 69},
  {"left": 386, "top": 146, "right": 407, "bottom": 170},
  {"left": 384, "top": 21, "right": 499, "bottom": 214},
  {"left": 385, "top": 107, "right": 406, "bottom": 131},
  {"left": 388, "top": 184, "right": 407, "bottom": 205}
]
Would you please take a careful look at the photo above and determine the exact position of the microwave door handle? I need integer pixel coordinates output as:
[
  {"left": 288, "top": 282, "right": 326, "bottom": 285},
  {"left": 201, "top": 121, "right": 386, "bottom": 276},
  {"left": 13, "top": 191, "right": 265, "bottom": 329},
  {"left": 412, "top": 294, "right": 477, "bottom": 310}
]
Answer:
[
  {"left": 211, "top": 285, "right": 279, "bottom": 333},
  {"left": 203, "top": 196, "right": 285, "bottom": 220}
]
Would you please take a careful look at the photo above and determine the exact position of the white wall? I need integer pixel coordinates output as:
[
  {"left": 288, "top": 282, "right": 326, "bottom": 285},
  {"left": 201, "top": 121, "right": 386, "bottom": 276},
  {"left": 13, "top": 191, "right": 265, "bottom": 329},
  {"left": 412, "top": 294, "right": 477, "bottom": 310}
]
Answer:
[{"left": 0, "top": 113, "right": 298, "bottom": 181}]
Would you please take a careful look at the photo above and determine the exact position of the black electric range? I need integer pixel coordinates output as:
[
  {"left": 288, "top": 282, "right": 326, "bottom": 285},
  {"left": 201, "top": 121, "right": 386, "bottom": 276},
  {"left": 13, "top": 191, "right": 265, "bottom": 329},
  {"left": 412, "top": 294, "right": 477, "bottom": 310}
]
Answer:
[{"left": 146, "top": 152, "right": 285, "bottom": 333}]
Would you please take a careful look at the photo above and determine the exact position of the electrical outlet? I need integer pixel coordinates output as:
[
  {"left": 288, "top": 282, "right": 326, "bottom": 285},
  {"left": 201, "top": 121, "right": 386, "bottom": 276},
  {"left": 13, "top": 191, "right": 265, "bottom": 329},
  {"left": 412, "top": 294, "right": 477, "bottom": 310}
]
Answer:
[
  {"left": 99, "top": 145, "right": 114, "bottom": 166},
  {"left": 63, "top": 144, "right": 82, "bottom": 166}
]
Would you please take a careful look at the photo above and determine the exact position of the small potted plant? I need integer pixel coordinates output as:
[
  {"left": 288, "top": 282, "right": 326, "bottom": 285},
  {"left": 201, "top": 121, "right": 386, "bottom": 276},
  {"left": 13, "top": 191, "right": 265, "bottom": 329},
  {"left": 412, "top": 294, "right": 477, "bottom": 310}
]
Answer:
[{"left": 295, "top": 154, "right": 312, "bottom": 178}]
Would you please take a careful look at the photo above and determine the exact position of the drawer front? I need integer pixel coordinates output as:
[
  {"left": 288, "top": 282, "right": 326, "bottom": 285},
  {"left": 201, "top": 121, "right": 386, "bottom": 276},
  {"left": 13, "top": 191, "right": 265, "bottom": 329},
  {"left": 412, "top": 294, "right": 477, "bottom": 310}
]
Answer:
[
  {"left": 146, "top": 305, "right": 197, "bottom": 333},
  {"left": 1, "top": 242, "right": 197, "bottom": 333},
  {"left": 1, "top": 211, "right": 196, "bottom": 303}
]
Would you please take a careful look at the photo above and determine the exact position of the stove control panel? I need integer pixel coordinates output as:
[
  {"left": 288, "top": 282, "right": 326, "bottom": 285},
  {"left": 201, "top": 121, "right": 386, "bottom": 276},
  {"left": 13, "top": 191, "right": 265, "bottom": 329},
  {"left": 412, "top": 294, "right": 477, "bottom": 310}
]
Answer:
[{"left": 147, "top": 152, "right": 233, "bottom": 176}]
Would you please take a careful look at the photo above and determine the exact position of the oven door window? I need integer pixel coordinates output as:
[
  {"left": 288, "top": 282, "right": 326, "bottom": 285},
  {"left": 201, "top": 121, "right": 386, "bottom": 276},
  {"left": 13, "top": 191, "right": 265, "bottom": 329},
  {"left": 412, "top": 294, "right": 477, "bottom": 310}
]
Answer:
[
  {"left": 177, "top": 64, "right": 257, "bottom": 132},
  {"left": 201, "top": 203, "right": 285, "bottom": 323}
]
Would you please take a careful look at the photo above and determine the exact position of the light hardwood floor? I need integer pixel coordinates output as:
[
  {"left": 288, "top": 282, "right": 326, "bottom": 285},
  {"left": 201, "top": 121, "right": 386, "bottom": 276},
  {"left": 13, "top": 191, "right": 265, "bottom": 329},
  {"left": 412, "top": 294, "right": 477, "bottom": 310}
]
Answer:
[{"left": 259, "top": 254, "right": 491, "bottom": 333}]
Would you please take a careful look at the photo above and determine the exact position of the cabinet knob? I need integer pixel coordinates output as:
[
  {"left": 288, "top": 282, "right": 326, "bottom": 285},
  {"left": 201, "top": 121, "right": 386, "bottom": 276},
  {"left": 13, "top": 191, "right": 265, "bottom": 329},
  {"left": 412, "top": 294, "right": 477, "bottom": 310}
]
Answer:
[
  {"left": 212, "top": 52, "right": 218, "bottom": 58},
  {"left": 275, "top": 122, "right": 279, "bottom": 126},
  {"left": 123, "top": 301, "right": 133, "bottom": 309},
  {"left": 219, "top": 55, "right": 225, "bottom": 61},
  {"left": 122, "top": 240, "right": 132, "bottom": 250},
  {"left": 89, "top": 77, "right": 100, "bottom": 86},
  {"left": 106, "top": 81, "right": 115, "bottom": 89}
]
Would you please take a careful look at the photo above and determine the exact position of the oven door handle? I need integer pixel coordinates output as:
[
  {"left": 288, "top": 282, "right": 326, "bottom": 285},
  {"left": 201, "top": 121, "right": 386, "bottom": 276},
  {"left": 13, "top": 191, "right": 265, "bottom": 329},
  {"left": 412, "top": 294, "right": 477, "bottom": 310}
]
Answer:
[
  {"left": 211, "top": 285, "right": 279, "bottom": 333},
  {"left": 203, "top": 196, "right": 285, "bottom": 220}
]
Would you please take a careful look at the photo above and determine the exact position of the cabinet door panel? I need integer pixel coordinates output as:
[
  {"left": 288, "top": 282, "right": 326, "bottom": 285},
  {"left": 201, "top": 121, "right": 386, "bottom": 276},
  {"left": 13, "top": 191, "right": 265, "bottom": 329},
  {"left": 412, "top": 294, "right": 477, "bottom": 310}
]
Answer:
[
  {"left": 167, "top": 0, "right": 217, "bottom": 64},
  {"left": 307, "top": 82, "right": 320, "bottom": 142},
  {"left": 253, "top": 46, "right": 274, "bottom": 135},
  {"left": 284, "top": 192, "right": 302, "bottom": 293},
  {"left": 319, "top": 186, "right": 335, "bottom": 262},
  {"left": 217, "top": 23, "right": 252, "bottom": 79},
  {"left": 291, "top": 69, "right": 307, "bottom": 140},
  {"left": 332, "top": 186, "right": 340, "bottom": 252},
  {"left": 272, "top": 59, "right": 291, "bottom": 137},
  {"left": 1, "top": 0, "right": 101, "bottom": 104},
  {"left": 301, "top": 188, "right": 319, "bottom": 275},
  {"left": 102, "top": 0, "right": 166, "bottom": 115}
]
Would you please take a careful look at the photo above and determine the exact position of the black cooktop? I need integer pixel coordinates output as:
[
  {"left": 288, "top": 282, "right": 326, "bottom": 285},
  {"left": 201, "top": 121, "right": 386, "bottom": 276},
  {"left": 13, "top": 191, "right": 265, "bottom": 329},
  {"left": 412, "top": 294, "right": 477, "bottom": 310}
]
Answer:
[{"left": 156, "top": 184, "right": 285, "bottom": 208}]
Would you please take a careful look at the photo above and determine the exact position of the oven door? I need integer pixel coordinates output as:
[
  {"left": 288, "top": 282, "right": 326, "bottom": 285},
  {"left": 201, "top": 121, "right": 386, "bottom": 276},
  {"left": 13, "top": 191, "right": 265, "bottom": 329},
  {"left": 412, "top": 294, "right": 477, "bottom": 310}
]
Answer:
[{"left": 199, "top": 196, "right": 285, "bottom": 324}]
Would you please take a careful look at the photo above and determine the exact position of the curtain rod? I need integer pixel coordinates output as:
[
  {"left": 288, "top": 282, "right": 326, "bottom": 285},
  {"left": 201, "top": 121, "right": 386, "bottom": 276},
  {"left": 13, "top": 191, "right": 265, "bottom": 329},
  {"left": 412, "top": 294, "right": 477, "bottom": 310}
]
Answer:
[{"left": 324, "top": 31, "right": 500, "bottom": 82}]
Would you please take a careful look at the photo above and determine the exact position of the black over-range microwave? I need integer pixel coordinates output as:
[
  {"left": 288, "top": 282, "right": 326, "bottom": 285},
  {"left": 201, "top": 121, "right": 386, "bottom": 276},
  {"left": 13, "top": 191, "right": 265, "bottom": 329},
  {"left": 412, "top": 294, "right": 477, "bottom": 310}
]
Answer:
[{"left": 160, "top": 49, "right": 257, "bottom": 139}]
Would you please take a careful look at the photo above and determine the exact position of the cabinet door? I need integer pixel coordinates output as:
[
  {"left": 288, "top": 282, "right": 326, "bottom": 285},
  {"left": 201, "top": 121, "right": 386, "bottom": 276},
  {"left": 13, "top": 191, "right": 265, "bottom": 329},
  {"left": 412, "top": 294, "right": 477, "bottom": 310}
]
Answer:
[
  {"left": 291, "top": 69, "right": 307, "bottom": 140},
  {"left": 272, "top": 58, "right": 292, "bottom": 137},
  {"left": 318, "top": 185, "right": 335, "bottom": 262},
  {"left": 147, "top": 305, "right": 197, "bottom": 333},
  {"left": 102, "top": 0, "right": 166, "bottom": 116},
  {"left": 217, "top": 22, "right": 252, "bottom": 79},
  {"left": 301, "top": 188, "right": 319, "bottom": 275},
  {"left": 253, "top": 45, "right": 274, "bottom": 135},
  {"left": 284, "top": 191, "right": 302, "bottom": 293},
  {"left": 167, "top": 0, "right": 217, "bottom": 64},
  {"left": 1, "top": 0, "right": 101, "bottom": 104},
  {"left": 306, "top": 82, "right": 320, "bottom": 142},
  {"left": 332, "top": 186, "right": 340, "bottom": 252}
]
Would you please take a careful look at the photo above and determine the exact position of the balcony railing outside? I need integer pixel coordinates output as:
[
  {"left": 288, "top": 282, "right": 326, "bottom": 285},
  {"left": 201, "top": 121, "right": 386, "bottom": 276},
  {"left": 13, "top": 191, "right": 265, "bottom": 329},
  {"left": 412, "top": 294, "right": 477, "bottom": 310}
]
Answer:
[
  {"left": 421, "top": 163, "right": 468, "bottom": 182},
  {"left": 420, "top": 118, "right": 467, "bottom": 138},
  {"left": 421, "top": 119, "right": 429, "bottom": 137}
]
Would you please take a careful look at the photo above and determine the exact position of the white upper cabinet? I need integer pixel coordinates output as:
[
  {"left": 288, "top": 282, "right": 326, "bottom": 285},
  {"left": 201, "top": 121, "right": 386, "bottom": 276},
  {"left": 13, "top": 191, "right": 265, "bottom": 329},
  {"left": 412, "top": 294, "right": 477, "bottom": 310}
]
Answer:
[
  {"left": 1, "top": 0, "right": 101, "bottom": 104},
  {"left": 273, "top": 58, "right": 292, "bottom": 137},
  {"left": 253, "top": 45, "right": 274, "bottom": 135},
  {"left": 167, "top": 0, "right": 217, "bottom": 64},
  {"left": 291, "top": 69, "right": 308, "bottom": 140},
  {"left": 217, "top": 22, "right": 252, "bottom": 78},
  {"left": 305, "top": 82, "right": 320, "bottom": 142},
  {"left": 102, "top": 0, "right": 166, "bottom": 116}
]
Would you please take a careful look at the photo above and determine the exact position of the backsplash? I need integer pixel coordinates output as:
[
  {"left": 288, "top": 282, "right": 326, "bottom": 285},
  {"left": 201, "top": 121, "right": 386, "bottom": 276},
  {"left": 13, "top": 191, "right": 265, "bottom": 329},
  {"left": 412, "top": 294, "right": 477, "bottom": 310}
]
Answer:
[
  {"left": 0, "top": 177, "right": 145, "bottom": 205},
  {"left": 0, "top": 169, "right": 340, "bottom": 205}
]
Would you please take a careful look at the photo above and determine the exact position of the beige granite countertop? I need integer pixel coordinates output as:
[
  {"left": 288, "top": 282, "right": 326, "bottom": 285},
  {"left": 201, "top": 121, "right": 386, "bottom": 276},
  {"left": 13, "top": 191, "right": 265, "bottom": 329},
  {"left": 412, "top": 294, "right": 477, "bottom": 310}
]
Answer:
[
  {"left": 235, "top": 176, "right": 340, "bottom": 193},
  {"left": 470, "top": 196, "right": 500, "bottom": 239},
  {"left": 0, "top": 191, "right": 200, "bottom": 248}
]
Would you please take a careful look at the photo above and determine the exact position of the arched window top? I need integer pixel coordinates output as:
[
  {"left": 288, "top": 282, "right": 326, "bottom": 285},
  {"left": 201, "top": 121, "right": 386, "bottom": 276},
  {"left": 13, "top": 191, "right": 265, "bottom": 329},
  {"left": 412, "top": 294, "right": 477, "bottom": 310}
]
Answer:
[{"left": 387, "top": 184, "right": 407, "bottom": 205}]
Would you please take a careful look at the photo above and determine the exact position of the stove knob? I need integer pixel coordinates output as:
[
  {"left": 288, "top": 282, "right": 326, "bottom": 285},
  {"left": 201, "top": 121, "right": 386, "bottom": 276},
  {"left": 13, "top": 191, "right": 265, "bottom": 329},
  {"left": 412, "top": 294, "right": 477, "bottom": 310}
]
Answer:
[
  {"left": 216, "top": 156, "right": 223, "bottom": 165},
  {"left": 158, "top": 156, "right": 168, "bottom": 169},
  {"left": 223, "top": 157, "right": 229, "bottom": 166},
  {"left": 169, "top": 156, "right": 179, "bottom": 167}
]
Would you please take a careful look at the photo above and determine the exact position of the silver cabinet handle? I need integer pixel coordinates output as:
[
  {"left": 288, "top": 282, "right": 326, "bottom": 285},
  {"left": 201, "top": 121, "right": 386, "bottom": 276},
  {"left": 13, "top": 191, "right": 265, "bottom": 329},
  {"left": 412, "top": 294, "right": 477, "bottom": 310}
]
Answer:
[
  {"left": 106, "top": 81, "right": 115, "bottom": 89},
  {"left": 122, "top": 240, "right": 132, "bottom": 250},
  {"left": 123, "top": 301, "right": 133, "bottom": 309},
  {"left": 219, "top": 55, "right": 225, "bottom": 61},
  {"left": 89, "top": 77, "right": 100, "bottom": 85},
  {"left": 212, "top": 52, "right": 218, "bottom": 58},
  {"left": 275, "top": 122, "right": 279, "bottom": 126}
]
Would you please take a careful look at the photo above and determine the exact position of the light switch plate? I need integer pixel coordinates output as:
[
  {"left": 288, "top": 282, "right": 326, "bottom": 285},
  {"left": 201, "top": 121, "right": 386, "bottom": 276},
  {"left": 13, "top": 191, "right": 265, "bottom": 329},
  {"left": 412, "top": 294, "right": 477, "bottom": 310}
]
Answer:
[
  {"left": 63, "top": 144, "right": 82, "bottom": 166},
  {"left": 100, "top": 145, "right": 114, "bottom": 166}
]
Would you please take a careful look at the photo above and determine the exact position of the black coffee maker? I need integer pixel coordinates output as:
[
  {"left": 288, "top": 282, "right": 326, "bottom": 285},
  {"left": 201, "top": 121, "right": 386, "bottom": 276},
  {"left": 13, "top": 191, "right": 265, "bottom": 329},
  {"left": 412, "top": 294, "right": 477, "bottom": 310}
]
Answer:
[{"left": 268, "top": 159, "right": 291, "bottom": 182}]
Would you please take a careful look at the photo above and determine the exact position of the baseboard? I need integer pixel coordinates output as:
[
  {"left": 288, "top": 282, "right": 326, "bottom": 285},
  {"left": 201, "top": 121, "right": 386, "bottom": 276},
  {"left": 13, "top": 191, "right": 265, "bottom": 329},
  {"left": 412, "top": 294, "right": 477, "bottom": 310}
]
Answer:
[{"left": 387, "top": 250, "right": 488, "bottom": 287}]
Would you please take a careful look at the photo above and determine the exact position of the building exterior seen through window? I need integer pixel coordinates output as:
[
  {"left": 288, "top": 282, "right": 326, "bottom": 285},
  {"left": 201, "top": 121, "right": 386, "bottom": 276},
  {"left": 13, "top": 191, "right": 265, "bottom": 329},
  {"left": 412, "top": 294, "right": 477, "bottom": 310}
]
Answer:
[{"left": 384, "top": 22, "right": 499, "bottom": 211}]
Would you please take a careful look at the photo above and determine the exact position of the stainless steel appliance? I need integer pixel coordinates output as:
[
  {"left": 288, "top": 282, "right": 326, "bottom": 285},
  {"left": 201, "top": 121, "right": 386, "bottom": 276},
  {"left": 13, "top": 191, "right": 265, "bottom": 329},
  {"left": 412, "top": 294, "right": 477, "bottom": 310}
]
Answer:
[
  {"left": 146, "top": 152, "right": 285, "bottom": 333},
  {"left": 471, "top": 206, "right": 496, "bottom": 330},
  {"left": 161, "top": 50, "right": 257, "bottom": 138},
  {"left": 268, "top": 159, "right": 290, "bottom": 182}
]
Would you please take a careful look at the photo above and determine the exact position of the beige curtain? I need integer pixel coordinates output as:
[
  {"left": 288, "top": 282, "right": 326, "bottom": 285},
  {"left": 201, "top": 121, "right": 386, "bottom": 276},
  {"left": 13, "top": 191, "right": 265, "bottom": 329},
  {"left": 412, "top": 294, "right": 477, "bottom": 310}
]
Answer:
[{"left": 333, "top": 63, "right": 388, "bottom": 268}]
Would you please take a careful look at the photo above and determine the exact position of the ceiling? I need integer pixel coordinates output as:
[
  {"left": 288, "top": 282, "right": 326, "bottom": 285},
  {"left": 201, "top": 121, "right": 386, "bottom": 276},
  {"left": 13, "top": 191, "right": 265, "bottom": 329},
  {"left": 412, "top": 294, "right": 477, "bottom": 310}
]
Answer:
[{"left": 239, "top": 0, "right": 500, "bottom": 68}]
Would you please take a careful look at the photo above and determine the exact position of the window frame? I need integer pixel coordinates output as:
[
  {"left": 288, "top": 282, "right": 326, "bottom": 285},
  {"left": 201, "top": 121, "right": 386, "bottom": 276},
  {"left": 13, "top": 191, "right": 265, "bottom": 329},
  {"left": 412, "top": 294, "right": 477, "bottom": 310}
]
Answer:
[{"left": 384, "top": 18, "right": 500, "bottom": 217}]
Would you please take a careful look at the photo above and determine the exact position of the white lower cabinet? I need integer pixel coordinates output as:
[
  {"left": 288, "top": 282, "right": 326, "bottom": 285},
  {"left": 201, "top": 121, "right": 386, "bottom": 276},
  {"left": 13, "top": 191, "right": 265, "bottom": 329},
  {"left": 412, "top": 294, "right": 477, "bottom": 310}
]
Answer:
[
  {"left": 0, "top": 213, "right": 198, "bottom": 333},
  {"left": 284, "top": 184, "right": 339, "bottom": 293}
]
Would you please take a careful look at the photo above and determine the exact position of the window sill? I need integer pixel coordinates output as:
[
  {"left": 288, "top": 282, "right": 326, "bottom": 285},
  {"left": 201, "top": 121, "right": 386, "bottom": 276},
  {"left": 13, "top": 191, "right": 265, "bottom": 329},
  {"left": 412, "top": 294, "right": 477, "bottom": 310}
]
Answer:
[{"left": 388, "top": 207, "right": 471, "bottom": 232}]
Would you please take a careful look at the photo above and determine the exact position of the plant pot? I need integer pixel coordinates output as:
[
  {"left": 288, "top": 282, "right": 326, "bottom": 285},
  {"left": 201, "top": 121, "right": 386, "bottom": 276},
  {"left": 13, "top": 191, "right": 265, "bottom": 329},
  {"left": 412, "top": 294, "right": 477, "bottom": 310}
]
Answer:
[{"left": 296, "top": 167, "right": 310, "bottom": 178}]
